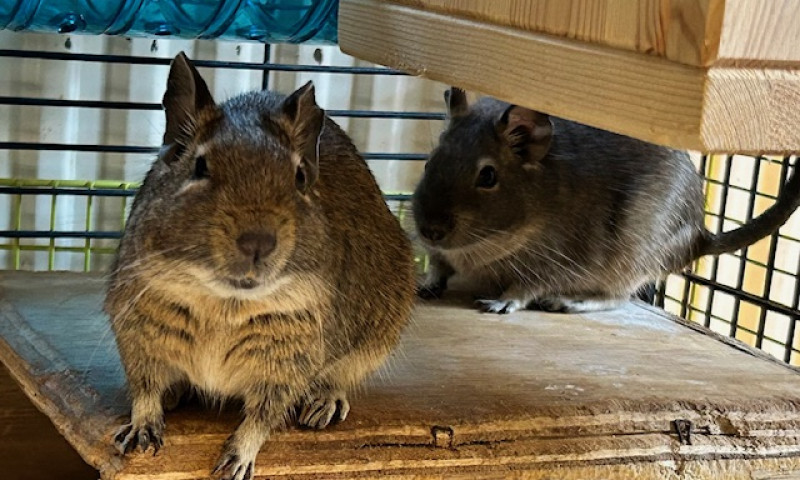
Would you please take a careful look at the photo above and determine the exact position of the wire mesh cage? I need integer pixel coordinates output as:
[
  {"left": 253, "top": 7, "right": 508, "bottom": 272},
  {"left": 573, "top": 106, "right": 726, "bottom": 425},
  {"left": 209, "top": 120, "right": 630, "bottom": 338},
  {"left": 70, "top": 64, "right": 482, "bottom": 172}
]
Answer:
[
  {"left": 0, "top": 33, "right": 443, "bottom": 273},
  {"left": 1, "top": 32, "right": 799, "bottom": 366},
  {"left": 659, "top": 154, "right": 800, "bottom": 364}
]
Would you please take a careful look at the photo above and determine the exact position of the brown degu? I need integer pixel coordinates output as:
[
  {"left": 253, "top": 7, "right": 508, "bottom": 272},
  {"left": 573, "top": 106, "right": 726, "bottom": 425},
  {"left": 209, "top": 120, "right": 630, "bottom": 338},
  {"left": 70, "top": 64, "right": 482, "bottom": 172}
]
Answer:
[
  {"left": 105, "top": 53, "right": 414, "bottom": 480},
  {"left": 413, "top": 87, "right": 800, "bottom": 314}
]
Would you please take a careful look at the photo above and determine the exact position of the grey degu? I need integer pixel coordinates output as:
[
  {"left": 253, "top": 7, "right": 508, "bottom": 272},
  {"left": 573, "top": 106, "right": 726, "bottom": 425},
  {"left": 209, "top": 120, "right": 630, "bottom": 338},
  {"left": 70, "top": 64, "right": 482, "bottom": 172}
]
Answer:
[
  {"left": 412, "top": 87, "right": 800, "bottom": 314},
  {"left": 105, "top": 53, "right": 414, "bottom": 480}
]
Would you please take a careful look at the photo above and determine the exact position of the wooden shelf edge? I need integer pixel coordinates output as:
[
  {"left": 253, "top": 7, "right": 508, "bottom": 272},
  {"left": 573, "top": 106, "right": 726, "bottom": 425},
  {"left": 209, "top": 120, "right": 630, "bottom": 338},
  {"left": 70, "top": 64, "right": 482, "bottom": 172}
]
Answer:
[
  {"left": 6, "top": 271, "right": 800, "bottom": 478},
  {"left": 340, "top": 0, "right": 800, "bottom": 154},
  {"left": 636, "top": 301, "right": 800, "bottom": 374},
  {"left": 702, "top": 68, "right": 800, "bottom": 154},
  {"left": 0, "top": 302, "right": 122, "bottom": 478},
  {"left": 717, "top": 0, "right": 800, "bottom": 67},
  {"left": 383, "top": 0, "right": 724, "bottom": 68}
]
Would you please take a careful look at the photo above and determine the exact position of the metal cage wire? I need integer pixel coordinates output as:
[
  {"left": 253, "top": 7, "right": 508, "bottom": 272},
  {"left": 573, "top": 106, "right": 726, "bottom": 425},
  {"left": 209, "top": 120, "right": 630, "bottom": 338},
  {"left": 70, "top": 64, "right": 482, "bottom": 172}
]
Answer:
[
  {"left": 658, "top": 154, "right": 800, "bottom": 364},
  {"left": 0, "top": 39, "right": 441, "bottom": 272},
  {"left": 0, "top": 37, "right": 798, "bottom": 365}
]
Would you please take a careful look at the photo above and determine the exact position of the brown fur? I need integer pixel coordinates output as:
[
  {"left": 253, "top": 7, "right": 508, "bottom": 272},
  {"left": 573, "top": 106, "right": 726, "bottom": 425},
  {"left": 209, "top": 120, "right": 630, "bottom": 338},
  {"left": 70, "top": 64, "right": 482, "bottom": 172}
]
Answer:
[{"left": 105, "top": 53, "right": 414, "bottom": 480}]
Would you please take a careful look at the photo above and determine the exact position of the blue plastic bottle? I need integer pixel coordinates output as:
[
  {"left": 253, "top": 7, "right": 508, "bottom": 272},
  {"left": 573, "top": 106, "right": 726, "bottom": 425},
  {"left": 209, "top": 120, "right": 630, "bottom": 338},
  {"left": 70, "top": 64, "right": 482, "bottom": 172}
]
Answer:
[{"left": 0, "top": 0, "right": 339, "bottom": 44}]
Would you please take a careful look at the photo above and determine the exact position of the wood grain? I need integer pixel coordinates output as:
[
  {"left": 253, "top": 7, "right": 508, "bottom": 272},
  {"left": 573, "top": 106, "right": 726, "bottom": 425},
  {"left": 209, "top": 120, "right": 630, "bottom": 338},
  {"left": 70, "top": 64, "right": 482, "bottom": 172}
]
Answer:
[
  {"left": 0, "top": 302, "right": 123, "bottom": 476},
  {"left": 340, "top": 0, "right": 706, "bottom": 149},
  {"left": 718, "top": 0, "right": 800, "bottom": 67},
  {"left": 339, "top": 0, "right": 800, "bottom": 153},
  {"left": 702, "top": 68, "right": 800, "bottom": 153},
  {"left": 0, "top": 364, "right": 97, "bottom": 480},
  {"left": 4, "top": 271, "right": 800, "bottom": 478},
  {"left": 381, "top": 0, "right": 799, "bottom": 68},
  {"left": 385, "top": 0, "right": 724, "bottom": 66}
]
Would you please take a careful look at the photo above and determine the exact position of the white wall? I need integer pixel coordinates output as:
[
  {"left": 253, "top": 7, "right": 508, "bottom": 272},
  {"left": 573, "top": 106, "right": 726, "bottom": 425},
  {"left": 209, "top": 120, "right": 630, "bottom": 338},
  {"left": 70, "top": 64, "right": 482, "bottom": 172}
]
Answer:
[{"left": 0, "top": 32, "right": 446, "bottom": 271}]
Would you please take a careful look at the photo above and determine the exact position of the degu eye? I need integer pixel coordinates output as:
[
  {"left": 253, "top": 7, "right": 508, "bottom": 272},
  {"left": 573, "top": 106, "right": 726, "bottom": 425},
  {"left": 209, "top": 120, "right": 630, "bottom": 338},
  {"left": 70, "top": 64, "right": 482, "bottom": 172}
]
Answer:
[
  {"left": 476, "top": 165, "right": 497, "bottom": 189},
  {"left": 192, "top": 155, "right": 210, "bottom": 180},
  {"left": 295, "top": 164, "right": 307, "bottom": 192}
]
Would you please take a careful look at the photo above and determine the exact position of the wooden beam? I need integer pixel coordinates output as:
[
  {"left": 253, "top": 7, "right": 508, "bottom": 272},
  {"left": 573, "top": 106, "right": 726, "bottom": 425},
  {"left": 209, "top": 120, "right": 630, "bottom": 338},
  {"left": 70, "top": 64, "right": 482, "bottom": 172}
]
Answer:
[
  {"left": 383, "top": 0, "right": 725, "bottom": 66},
  {"left": 376, "top": 1, "right": 800, "bottom": 68},
  {"left": 703, "top": 68, "right": 800, "bottom": 152},
  {"left": 339, "top": 0, "right": 800, "bottom": 153},
  {"left": 717, "top": 0, "right": 800, "bottom": 67},
  {"left": 340, "top": 0, "right": 705, "bottom": 149}
]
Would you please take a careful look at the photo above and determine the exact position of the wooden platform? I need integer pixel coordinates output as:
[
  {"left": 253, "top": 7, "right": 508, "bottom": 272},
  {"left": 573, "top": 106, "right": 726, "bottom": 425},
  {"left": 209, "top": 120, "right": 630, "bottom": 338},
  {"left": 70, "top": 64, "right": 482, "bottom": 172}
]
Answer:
[
  {"left": 339, "top": 0, "right": 800, "bottom": 153},
  {"left": 4, "top": 271, "right": 800, "bottom": 479},
  {"left": 0, "top": 363, "right": 97, "bottom": 479}
]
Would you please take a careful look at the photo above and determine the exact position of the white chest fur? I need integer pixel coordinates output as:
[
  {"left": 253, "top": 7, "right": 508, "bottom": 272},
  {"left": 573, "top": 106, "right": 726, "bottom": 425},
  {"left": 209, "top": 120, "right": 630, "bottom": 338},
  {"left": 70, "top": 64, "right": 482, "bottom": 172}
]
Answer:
[
  {"left": 183, "top": 333, "right": 242, "bottom": 396},
  {"left": 146, "top": 271, "right": 330, "bottom": 397}
]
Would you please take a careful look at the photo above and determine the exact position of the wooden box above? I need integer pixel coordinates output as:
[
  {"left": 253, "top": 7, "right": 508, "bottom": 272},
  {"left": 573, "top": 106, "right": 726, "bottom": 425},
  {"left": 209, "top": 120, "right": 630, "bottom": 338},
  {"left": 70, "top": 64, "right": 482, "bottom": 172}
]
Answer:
[
  {"left": 339, "top": 0, "right": 800, "bottom": 153},
  {"left": 5, "top": 271, "right": 800, "bottom": 479}
]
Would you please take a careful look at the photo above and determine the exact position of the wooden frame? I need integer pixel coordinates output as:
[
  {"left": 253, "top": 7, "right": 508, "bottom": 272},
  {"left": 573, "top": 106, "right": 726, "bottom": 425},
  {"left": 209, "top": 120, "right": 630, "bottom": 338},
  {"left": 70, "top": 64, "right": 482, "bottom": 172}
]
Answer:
[{"left": 339, "top": 0, "right": 800, "bottom": 153}]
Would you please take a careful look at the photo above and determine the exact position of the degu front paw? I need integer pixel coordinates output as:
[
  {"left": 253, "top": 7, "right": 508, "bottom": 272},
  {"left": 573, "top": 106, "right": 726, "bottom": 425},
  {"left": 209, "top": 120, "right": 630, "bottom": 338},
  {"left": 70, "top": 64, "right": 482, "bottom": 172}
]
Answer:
[
  {"left": 213, "top": 437, "right": 256, "bottom": 480},
  {"left": 114, "top": 419, "right": 164, "bottom": 455},
  {"left": 474, "top": 298, "right": 525, "bottom": 314},
  {"left": 298, "top": 390, "right": 350, "bottom": 430}
]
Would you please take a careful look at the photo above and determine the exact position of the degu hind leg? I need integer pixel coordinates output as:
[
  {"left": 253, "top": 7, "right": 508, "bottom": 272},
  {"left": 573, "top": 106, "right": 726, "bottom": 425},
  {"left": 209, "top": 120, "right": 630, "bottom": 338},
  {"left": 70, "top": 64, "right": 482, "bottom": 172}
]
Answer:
[
  {"left": 532, "top": 295, "right": 626, "bottom": 313},
  {"left": 297, "top": 348, "right": 388, "bottom": 430}
]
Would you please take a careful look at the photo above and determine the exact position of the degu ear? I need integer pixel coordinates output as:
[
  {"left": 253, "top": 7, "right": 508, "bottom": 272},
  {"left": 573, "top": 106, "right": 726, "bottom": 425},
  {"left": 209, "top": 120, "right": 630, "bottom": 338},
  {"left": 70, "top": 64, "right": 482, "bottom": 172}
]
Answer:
[
  {"left": 443, "top": 87, "right": 469, "bottom": 118},
  {"left": 159, "top": 52, "right": 215, "bottom": 164},
  {"left": 497, "top": 105, "right": 553, "bottom": 163},
  {"left": 280, "top": 81, "right": 325, "bottom": 193}
]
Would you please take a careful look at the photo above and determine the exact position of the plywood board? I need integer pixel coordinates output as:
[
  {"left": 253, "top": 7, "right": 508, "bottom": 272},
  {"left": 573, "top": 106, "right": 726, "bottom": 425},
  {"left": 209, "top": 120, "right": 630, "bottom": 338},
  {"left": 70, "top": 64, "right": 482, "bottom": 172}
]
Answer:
[
  {"left": 339, "top": 0, "right": 800, "bottom": 153},
  {"left": 4, "top": 271, "right": 800, "bottom": 479}
]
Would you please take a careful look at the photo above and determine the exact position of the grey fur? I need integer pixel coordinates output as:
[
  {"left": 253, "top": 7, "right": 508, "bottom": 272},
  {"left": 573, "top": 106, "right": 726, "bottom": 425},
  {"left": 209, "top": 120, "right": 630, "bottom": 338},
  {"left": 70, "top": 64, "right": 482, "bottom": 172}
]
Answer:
[{"left": 413, "top": 89, "right": 800, "bottom": 314}]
